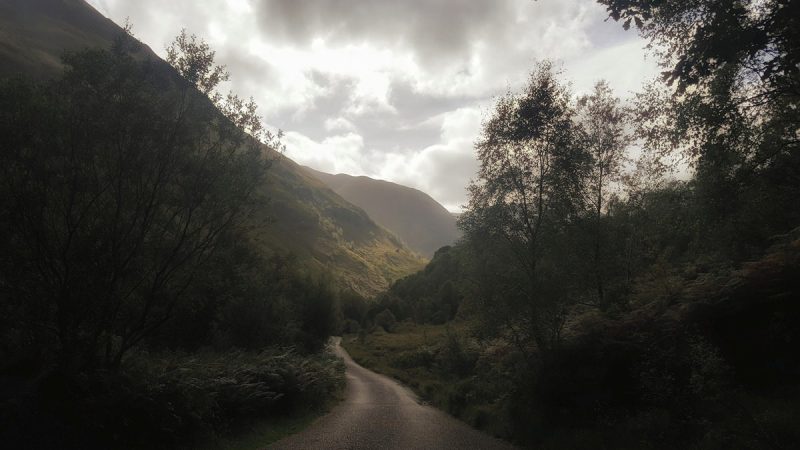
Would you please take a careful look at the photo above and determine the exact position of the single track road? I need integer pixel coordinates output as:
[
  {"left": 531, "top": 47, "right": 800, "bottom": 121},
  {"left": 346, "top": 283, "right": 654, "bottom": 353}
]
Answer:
[{"left": 268, "top": 338, "right": 516, "bottom": 450}]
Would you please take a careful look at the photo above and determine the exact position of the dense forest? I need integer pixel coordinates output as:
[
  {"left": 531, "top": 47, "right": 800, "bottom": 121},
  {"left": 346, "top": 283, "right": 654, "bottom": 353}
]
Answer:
[{"left": 344, "top": 0, "right": 800, "bottom": 448}]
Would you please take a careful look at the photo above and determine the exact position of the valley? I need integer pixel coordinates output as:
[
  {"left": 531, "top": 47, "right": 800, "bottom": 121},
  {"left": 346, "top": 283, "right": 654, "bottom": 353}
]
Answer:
[
  {"left": 304, "top": 167, "right": 461, "bottom": 258},
  {"left": 1, "top": 1, "right": 799, "bottom": 449}
]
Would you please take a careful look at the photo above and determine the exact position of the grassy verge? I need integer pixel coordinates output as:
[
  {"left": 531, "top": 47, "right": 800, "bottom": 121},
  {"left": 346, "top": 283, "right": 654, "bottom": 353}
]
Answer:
[
  {"left": 342, "top": 322, "right": 511, "bottom": 439},
  {"left": 201, "top": 395, "right": 341, "bottom": 450},
  {"left": 343, "top": 323, "right": 453, "bottom": 387}
]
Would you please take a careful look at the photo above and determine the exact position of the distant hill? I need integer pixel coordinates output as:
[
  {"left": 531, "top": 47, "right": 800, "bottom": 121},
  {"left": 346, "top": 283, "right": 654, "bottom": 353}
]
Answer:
[
  {"left": 0, "top": 0, "right": 424, "bottom": 296},
  {"left": 304, "top": 168, "right": 461, "bottom": 258}
]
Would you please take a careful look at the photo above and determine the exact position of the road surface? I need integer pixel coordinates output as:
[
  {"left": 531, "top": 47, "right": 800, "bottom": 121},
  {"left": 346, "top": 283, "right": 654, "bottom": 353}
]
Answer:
[{"left": 268, "top": 338, "right": 516, "bottom": 450}]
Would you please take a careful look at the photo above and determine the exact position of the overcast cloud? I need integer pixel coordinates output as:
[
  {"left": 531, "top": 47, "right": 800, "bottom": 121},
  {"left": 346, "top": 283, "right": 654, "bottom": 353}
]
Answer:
[{"left": 87, "top": 0, "right": 658, "bottom": 211}]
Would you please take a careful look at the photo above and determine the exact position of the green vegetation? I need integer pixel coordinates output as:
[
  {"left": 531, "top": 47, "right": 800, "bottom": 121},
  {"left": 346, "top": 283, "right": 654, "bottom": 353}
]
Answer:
[
  {"left": 249, "top": 156, "right": 425, "bottom": 298},
  {"left": 343, "top": 323, "right": 512, "bottom": 437},
  {"left": 3, "top": 348, "right": 344, "bottom": 449},
  {"left": 1, "top": 0, "right": 798, "bottom": 449},
  {"left": 0, "top": 0, "right": 423, "bottom": 303},
  {"left": 0, "top": 24, "right": 347, "bottom": 449},
  {"left": 0, "top": 3, "right": 423, "bottom": 445},
  {"left": 351, "top": 1, "right": 800, "bottom": 447},
  {"left": 351, "top": 238, "right": 800, "bottom": 448},
  {"left": 204, "top": 407, "right": 330, "bottom": 450}
]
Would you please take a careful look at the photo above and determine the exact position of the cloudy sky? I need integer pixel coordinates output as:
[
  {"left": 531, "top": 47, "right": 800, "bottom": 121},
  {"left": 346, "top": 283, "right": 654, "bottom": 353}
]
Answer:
[{"left": 87, "top": 0, "right": 658, "bottom": 212}]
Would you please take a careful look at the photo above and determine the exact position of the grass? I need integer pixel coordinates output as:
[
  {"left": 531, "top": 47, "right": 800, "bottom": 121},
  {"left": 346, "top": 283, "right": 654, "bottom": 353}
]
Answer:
[
  {"left": 343, "top": 322, "right": 453, "bottom": 386},
  {"left": 342, "top": 322, "right": 511, "bottom": 439},
  {"left": 249, "top": 156, "right": 425, "bottom": 298},
  {"left": 200, "top": 400, "right": 339, "bottom": 450}
]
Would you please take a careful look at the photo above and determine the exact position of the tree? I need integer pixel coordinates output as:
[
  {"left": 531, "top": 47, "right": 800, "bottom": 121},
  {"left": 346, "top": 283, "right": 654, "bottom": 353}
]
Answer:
[
  {"left": 576, "top": 81, "right": 631, "bottom": 307},
  {"left": 167, "top": 29, "right": 229, "bottom": 99},
  {"left": 460, "top": 62, "right": 588, "bottom": 355},
  {"left": 0, "top": 30, "right": 275, "bottom": 372},
  {"left": 597, "top": 0, "right": 800, "bottom": 99},
  {"left": 374, "top": 309, "right": 398, "bottom": 333},
  {"left": 603, "top": 0, "right": 800, "bottom": 257},
  {"left": 166, "top": 29, "right": 284, "bottom": 152}
]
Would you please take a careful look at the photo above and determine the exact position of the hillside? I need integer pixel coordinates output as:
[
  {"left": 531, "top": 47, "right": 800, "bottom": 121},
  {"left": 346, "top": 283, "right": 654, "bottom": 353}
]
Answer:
[
  {"left": 0, "top": 0, "right": 424, "bottom": 297},
  {"left": 0, "top": 0, "right": 155, "bottom": 79},
  {"left": 253, "top": 156, "right": 425, "bottom": 296},
  {"left": 304, "top": 167, "right": 461, "bottom": 258}
]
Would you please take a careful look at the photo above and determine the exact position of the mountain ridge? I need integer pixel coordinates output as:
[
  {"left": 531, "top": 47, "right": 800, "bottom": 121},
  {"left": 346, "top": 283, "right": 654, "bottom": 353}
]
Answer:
[
  {"left": 0, "top": 0, "right": 425, "bottom": 296},
  {"left": 303, "top": 167, "right": 461, "bottom": 258}
]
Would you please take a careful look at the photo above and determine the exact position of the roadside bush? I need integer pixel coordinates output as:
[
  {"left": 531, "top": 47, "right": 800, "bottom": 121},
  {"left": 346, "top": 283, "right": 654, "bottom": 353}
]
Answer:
[
  {"left": 292, "top": 276, "right": 340, "bottom": 353},
  {"left": 374, "top": 309, "right": 397, "bottom": 332},
  {"left": 390, "top": 346, "right": 437, "bottom": 369},
  {"left": 128, "top": 348, "right": 344, "bottom": 424},
  {"left": 436, "top": 331, "right": 478, "bottom": 377},
  {"left": 1, "top": 348, "right": 345, "bottom": 449},
  {"left": 342, "top": 319, "right": 362, "bottom": 334}
]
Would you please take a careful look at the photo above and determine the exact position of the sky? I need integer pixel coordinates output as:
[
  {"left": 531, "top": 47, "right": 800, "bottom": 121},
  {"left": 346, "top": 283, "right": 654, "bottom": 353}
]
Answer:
[{"left": 87, "top": 0, "right": 659, "bottom": 212}]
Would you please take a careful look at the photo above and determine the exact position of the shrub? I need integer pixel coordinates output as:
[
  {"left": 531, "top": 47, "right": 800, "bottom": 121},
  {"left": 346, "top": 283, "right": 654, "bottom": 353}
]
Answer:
[
  {"left": 436, "top": 331, "right": 478, "bottom": 377},
  {"left": 374, "top": 309, "right": 398, "bottom": 332},
  {"left": 390, "top": 346, "right": 436, "bottom": 369},
  {"left": 1, "top": 348, "right": 345, "bottom": 449}
]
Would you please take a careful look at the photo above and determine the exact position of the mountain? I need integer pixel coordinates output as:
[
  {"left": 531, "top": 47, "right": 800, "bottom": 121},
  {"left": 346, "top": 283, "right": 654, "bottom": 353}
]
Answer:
[
  {"left": 0, "top": 0, "right": 425, "bottom": 297},
  {"left": 0, "top": 0, "right": 155, "bottom": 79},
  {"left": 304, "top": 168, "right": 461, "bottom": 258},
  {"left": 252, "top": 158, "right": 425, "bottom": 296}
]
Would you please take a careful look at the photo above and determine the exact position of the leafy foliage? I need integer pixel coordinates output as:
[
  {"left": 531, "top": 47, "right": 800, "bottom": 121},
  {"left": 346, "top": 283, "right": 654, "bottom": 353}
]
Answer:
[
  {"left": 0, "top": 28, "right": 346, "bottom": 449},
  {"left": 460, "top": 62, "right": 589, "bottom": 355},
  {"left": 609, "top": 0, "right": 800, "bottom": 259},
  {"left": 598, "top": 0, "right": 800, "bottom": 96},
  {"left": 355, "top": 5, "right": 800, "bottom": 446},
  {"left": 0, "top": 37, "right": 270, "bottom": 371},
  {"left": 2, "top": 348, "right": 344, "bottom": 449}
]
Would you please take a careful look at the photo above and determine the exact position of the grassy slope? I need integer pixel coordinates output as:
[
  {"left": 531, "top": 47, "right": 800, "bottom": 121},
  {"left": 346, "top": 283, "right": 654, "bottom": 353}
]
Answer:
[
  {"left": 0, "top": 0, "right": 425, "bottom": 297},
  {"left": 304, "top": 167, "right": 461, "bottom": 258},
  {"left": 0, "top": 0, "right": 156, "bottom": 79},
  {"left": 252, "top": 155, "right": 425, "bottom": 296}
]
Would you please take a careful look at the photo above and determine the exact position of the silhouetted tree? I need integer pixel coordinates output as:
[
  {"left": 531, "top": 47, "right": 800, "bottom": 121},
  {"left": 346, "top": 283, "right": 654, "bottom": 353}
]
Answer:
[
  {"left": 460, "top": 62, "right": 589, "bottom": 355},
  {"left": 374, "top": 309, "right": 398, "bottom": 332},
  {"left": 576, "top": 80, "right": 630, "bottom": 307},
  {"left": 0, "top": 30, "right": 276, "bottom": 371},
  {"left": 598, "top": 0, "right": 800, "bottom": 98},
  {"left": 604, "top": 0, "right": 800, "bottom": 257}
]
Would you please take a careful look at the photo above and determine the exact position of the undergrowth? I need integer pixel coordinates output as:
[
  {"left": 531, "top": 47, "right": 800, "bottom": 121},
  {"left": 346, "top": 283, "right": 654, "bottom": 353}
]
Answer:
[{"left": 1, "top": 347, "right": 345, "bottom": 449}]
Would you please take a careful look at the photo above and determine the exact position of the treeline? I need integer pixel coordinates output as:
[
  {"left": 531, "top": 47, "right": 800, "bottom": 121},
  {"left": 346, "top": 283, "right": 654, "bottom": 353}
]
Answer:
[
  {"left": 0, "top": 30, "right": 343, "bottom": 449},
  {"left": 360, "top": 0, "right": 800, "bottom": 448}
]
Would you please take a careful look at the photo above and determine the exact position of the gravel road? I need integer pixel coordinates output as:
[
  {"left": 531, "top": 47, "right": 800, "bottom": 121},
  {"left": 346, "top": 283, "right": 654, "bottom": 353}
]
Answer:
[{"left": 268, "top": 338, "right": 516, "bottom": 449}]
